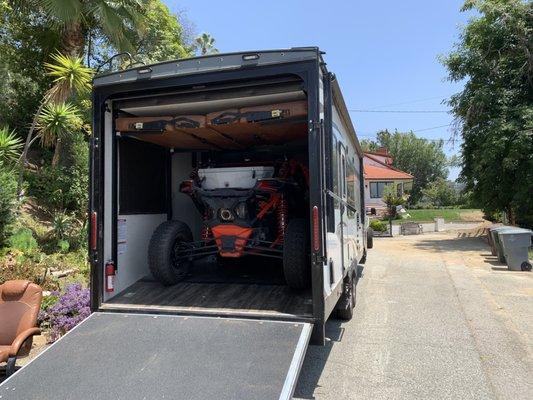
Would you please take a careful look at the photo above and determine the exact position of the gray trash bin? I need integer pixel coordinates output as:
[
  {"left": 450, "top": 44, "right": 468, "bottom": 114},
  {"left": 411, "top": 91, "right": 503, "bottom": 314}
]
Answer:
[
  {"left": 488, "top": 225, "right": 507, "bottom": 256},
  {"left": 491, "top": 226, "right": 515, "bottom": 262},
  {"left": 498, "top": 228, "right": 532, "bottom": 271}
]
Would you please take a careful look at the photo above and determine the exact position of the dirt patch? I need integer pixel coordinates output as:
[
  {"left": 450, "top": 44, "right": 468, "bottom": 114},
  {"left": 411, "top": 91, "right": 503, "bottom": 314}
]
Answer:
[{"left": 458, "top": 209, "right": 485, "bottom": 222}]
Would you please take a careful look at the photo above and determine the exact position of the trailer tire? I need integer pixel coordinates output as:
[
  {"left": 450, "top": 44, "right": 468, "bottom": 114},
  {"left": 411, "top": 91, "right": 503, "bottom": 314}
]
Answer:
[
  {"left": 367, "top": 227, "right": 374, "bottom": 249},
  {"left": 335, "top": 272, "right": 356, "bottom": 320},
  {"left": 283, "top": 218, "right": 310, "bottom": 290},
  {"left": 148, "top": 220, "right": 193, "bottom": 286}
]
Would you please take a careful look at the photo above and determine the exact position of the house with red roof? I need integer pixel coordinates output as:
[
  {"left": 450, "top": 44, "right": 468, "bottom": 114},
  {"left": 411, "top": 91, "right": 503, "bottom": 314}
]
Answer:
[{"left": 363, "top": 148, "right": 413, "bottom": 212}]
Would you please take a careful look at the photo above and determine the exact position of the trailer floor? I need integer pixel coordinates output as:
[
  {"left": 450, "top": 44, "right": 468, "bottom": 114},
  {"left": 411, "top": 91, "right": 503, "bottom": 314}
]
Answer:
[{"left": 104, "top": 279, "right": 313, "bottom": 318}]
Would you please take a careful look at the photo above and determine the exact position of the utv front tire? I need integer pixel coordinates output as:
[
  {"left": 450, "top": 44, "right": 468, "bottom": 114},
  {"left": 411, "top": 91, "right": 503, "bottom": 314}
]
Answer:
[
  {"left": 283, "top": 218, "right": 310, "bottom": 290},
  {"left": 148, "top": 220, "right": 193, "bottom": 286}
]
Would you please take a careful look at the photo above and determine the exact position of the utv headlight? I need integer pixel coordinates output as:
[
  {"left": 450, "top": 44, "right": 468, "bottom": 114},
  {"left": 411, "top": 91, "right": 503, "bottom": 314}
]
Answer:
[
  {"left": 219, "top": 208, "right": 234, "bottom": 221},
  {"left": 235, "top": 202, "right": 248, "bottom": 219}
]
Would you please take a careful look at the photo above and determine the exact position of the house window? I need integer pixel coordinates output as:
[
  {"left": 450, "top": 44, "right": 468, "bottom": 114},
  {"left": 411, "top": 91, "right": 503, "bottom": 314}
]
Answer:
[{"left": 370, "top": 181, "right": 392, "bottom": 198}]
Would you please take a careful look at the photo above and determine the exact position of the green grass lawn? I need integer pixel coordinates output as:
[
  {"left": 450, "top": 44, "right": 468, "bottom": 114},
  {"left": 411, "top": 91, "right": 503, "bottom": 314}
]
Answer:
[{"left": 390, "top": 208, "right": 484, "bottom": 224}]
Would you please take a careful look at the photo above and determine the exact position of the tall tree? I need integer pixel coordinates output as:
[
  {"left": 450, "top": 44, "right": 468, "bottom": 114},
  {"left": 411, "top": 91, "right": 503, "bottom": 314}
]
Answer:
[
  {"left": 30, "top": 0, "right": 146, "bottom": 56},
  {"left": 37, "top": 102, "right": 82, "bottom": 166},
  {"left": 194, "top": 33, "right": 218, "bottom": 55},
  {"left": 442, "top": 0, "right": 533, "bottom": 226},
  {"left": 364, "top": 130, "right": 448, "bottom": 204},
  {"left": 0, "top": 2, "right": 60, "bottom": 131},
  {"left": 130, "top": 1, "right": 190, "bottom": 63},
  {"left": 17, "top": 52, "right": 92, "bottom": 192}
]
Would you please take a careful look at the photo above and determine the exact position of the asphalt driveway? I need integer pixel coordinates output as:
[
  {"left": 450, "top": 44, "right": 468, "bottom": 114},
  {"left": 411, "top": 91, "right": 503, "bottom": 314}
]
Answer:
[{"left": 295, "top": 232, "right": 532, "bottom": 400}]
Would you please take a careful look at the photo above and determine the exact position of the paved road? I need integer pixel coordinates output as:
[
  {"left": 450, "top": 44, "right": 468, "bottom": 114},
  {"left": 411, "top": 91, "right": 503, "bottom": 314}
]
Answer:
[{"left": 295, "top": 232, "right": 533, "bottom": 400}]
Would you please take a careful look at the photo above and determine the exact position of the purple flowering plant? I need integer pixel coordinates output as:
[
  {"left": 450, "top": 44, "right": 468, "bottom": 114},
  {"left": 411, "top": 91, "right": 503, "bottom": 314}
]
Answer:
[{"left": 39, "top": 283, "right": 90, "bottom": 343}]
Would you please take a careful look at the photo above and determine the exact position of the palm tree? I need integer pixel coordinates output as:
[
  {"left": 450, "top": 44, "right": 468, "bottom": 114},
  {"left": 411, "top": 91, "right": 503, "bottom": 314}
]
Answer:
[
  {"left": 44, "top": 53, "right": 93, "bottom": 102},
  {"left": 0, "top": 127, "right": 23, "bottom": 165},
  {"left": 18, "top": 53, "right": 93, "bottom": 193},
  {"left": 37, "top": 102, "right": 81, "bottom": 166},
  {"left": 194, "top": 33, "right": 219, "bottom": 55},
  {"left": 36, "top": 0, "right": 147, "bottom": 56}
]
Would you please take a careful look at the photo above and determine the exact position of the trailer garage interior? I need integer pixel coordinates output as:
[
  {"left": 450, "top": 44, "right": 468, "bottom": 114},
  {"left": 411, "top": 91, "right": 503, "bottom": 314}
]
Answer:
[{"left": 100, "top": 76, "right": 315, "bottom": 320}]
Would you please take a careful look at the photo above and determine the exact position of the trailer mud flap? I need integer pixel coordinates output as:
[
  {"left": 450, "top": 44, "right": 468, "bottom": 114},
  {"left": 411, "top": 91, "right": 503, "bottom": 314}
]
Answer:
[{"left": 0, "top": 312, "right": 312, "bottom": 400}]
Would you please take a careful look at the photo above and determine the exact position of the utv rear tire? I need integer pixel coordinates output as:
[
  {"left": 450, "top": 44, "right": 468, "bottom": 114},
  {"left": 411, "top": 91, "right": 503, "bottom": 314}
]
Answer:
[
  {"left": 148, "top": 220, "right": 193, "bottom": 286},
  {"left": 283, "top": 218, "right": 310, "bottom": 290}
]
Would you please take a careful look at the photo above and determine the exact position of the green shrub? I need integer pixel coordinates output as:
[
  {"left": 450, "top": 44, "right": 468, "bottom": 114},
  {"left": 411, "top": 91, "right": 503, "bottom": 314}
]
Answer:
[
  {"left": 26, "top": 131, "right": 88, "bottom": 215},
  {"left": 67, "top": 218, "right": 87, "bottom": 251},
  {"left": 41, "top": 293, "right": 59, "bottom": 311},
  {"left": 370, "top": 219, "right": 388, "bottom": 232},
  {"left": 48, "top": 211, "right": 86, "bottom": 252},
  {"left": 57, "top": 239, "right": 69, "bottom": 253},
  {"left": 26, "top": 165, "right": 87, "bottom": 214},
  {"left": 0, "top": 165, "right": 18, "bottom": 244},
  {"left": 8, "top": 228, "right": 39, "bottom": 253}
]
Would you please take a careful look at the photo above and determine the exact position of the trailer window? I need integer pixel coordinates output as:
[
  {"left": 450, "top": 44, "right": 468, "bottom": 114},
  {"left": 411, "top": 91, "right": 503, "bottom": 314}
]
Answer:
[
  {"left": 331, "top": 137, "right": 339, "bottom": 195},
  {"left": 340, "top": 153, "right": 347, "bottom": 198},
  {"left": 347, "top": 157, "right": 356, "bottom": 206}
]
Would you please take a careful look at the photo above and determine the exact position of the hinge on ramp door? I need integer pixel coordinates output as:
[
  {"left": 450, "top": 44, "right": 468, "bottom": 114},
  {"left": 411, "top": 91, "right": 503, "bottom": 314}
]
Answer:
[
  {"left": 90, "top": 136, "right": 99, "bottom": 150},
  {"left": 313, "top": 253, "right": 326, "bottom": 264},
  {"left": 308, "top": 119, "right": 323, "bottom": 134}
]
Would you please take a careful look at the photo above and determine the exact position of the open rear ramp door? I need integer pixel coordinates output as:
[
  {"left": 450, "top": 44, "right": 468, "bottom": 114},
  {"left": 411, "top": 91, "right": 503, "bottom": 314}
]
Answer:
[{"left": 0, "top": 312, "right": 312, "bottom": 400}]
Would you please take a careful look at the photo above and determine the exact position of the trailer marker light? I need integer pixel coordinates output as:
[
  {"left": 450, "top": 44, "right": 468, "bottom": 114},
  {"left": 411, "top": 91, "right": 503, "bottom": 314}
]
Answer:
[
  {"left": 242, "top": 54, "right": 260, "bottom": 61},
  {"left": 312, "top": 206, "right": 320, "bottom": 251},
  {"left": 137, "top": 67, "right": 152, "bottom": 74},
  {"left": 90, "top": 211, "right": 97, "bottom": 250}
]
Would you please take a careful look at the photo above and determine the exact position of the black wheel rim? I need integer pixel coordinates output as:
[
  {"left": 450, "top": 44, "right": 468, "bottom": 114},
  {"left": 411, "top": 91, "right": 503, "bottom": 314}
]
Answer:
[{"left": 171, "top": 238, "right": 190, "bottom": 279}]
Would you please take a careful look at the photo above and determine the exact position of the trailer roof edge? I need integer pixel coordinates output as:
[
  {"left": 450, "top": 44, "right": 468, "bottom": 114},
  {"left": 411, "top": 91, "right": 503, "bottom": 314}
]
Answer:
[{"left": 93, "top": 48, "right": 320, "bottom": 87}]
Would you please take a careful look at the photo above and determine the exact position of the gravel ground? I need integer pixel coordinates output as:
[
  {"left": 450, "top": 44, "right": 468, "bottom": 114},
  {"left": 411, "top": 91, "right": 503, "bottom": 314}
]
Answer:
[{"left": 294, "top": 232, "right": 532, "bottom": 400}]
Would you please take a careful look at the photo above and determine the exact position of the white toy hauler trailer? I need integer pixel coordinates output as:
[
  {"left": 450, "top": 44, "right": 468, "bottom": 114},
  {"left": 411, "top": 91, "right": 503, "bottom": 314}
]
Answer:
[{"left": 1, "top": 48, "right": 370, "bottom": 399}]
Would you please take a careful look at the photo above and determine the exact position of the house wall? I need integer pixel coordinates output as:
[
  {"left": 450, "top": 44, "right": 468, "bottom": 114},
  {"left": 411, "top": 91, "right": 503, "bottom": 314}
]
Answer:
[{"left": 364, "top": 179, "right": 410, "bottom": 211}]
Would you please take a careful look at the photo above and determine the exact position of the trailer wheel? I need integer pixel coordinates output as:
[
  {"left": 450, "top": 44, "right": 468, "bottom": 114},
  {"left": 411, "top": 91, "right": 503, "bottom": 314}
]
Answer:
[
  {"left": 366, "top": 227, "right": 374, "bottom": 249},
  {"left": 148, "top": 220, "right": 193, "bottom": 286},
  {"left": 283, "top": 218, "right": 310, "bottom": 290},
  {"left": 335, "top": 273, "right": 356, "bottom": 320}
]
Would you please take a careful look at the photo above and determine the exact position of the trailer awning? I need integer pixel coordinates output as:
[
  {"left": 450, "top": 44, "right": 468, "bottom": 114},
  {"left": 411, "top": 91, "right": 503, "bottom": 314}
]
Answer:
[{"left": 0, "top": 312, "right": 312, "bottom": 400}]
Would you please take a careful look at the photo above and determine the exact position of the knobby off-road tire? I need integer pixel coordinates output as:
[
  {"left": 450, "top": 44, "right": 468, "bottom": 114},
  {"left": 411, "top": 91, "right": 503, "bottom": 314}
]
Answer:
[
  {"left": 335, "top": 272, "right": 356, "bottom": 320},
  {"left": 283, "top": 218, "right": 311, "bottom": 290},
  {"left": 148, "top": 220, "right": 193, "bottom": 286}
]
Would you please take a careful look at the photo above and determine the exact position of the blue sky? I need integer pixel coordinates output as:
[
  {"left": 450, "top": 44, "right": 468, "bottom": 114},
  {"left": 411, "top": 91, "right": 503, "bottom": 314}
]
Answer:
[{"left": 166, "top": 0, "right": 470, "bottom": 180}]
